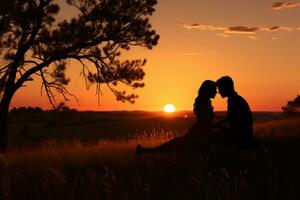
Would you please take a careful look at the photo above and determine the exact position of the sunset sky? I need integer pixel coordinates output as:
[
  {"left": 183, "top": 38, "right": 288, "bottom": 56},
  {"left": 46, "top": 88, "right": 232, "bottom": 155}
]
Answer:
[{"left": 11, "top": 0, "right": 300, "bottom": 111}]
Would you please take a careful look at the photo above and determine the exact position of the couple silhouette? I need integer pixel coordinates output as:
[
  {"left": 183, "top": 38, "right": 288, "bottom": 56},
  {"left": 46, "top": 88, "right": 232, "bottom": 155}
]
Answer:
[{"left": 136, "top": 76, "right": 253, "bottom": 155}]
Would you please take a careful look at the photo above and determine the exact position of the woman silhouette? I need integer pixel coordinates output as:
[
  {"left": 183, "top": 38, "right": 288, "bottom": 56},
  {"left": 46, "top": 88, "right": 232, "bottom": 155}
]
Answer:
[{"left": 136, "top": 80, "right": 217, "bottom": 154}]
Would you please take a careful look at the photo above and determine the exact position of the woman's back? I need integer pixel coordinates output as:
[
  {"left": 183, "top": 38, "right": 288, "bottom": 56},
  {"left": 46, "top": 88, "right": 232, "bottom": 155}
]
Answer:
[
  {"left": 194, "top": 98, "right": 214, "bottom": 128},
  {"left": 185, "top": 98, "right": 214, "bottom": 142}
]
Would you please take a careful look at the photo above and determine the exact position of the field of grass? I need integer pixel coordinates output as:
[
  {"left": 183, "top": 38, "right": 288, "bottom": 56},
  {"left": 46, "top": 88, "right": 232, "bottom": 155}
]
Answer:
[{"left": 1, "top": 112, "right": 300, "bottom": 199}]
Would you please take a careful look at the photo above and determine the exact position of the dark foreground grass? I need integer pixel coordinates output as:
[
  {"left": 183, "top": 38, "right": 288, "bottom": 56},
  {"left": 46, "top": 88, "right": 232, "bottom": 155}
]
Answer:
[{"left": 1, "top": 118, "right": 300, "bottom": 200}]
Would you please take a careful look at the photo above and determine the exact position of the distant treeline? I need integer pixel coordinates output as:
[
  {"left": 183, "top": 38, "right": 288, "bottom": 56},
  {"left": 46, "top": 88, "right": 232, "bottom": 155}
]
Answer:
[
  {"left": 9, "top": 103, "right": 77, "bottom": 114},
  {"left": 8, "top": 103, "right": 80, "bottom": 126},
  {"left": 282, "top": 95, "right": 300, "bottom": 114}
]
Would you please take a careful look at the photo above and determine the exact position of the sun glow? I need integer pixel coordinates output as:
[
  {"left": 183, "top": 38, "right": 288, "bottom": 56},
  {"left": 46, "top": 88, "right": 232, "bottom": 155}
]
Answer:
[{"left": 164, "top": 104, "right": 176, "bottom": 113}]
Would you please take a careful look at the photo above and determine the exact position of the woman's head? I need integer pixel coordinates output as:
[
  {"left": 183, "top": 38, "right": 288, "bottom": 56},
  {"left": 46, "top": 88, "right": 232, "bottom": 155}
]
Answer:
[
  {"left": 198, "top": 80, "right": 217, "bottom": 99},
  {"left": 193, "top": 80, "right": 216, "bottom": 118}
]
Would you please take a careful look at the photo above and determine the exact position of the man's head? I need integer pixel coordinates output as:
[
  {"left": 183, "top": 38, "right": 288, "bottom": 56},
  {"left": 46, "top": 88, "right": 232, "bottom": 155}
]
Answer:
[{"left": 216, "top": 76, "right": 235, "bottom": 98}]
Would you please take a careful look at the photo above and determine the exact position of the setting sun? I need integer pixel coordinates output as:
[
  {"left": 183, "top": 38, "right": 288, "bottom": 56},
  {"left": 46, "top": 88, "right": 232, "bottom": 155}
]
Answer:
[{"left": 164, "top": 104, "right": 176, "bottom": 113}]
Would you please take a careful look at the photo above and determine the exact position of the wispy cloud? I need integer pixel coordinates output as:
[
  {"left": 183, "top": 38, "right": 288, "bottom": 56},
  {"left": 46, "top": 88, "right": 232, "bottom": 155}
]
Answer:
[
  {"left": 179, "top": 23, "right": 300, "bottom": 38},
  {"left": 180, "top": 23, "right": 226, "bottom": 31},
  {"left": 260, "top": 26, "right": 295, "bottom": 32},
  {"left": 272, "top": 2, "right": 300, "bottom": 10},
  {"left": 216, "top": 33, "right": 231, "bottom": 38},
  {"left": 261, "top": 26, "right": 281, "bottom": 32},
  {"left": 247, "top": 36, "right": 258, "bottom": 40},
  {"left": 226, "top": 26, "right": 259, "bottom": 34}
]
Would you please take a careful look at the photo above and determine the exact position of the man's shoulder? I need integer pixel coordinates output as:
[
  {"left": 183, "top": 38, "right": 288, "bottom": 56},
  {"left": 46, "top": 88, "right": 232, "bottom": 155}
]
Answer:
[
  {"left": 235, "top": 93, "right": 247, "bottom": 102},
  {"left": 230, "top": 92, "right": 250, "bottom": 107}
]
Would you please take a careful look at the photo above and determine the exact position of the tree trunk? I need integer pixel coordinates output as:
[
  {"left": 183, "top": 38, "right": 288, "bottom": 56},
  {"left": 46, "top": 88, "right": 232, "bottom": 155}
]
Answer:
[
  {"left": 0, "top": 59, "right": 19, "bottom": 152},
  {"left": 0, "top": 101, "right": 9, "bottom": 152}
]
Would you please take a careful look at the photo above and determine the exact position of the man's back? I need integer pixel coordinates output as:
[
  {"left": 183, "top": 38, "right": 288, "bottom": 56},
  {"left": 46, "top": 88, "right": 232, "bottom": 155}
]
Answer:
[{"left": 227, "top": 92, "right": 253, "bottom": 148}]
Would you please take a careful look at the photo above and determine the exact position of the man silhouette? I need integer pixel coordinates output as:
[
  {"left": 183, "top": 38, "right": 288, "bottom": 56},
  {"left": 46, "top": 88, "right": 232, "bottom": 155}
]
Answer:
[{"left": 216, "top": 76, "right": 253, "bottom": 148}]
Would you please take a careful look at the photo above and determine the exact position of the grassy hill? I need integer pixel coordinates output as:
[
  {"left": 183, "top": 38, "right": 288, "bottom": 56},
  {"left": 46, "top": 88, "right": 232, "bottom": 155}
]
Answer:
[{"left": 0, "top": 113, "right": 299, "bottom": 199}]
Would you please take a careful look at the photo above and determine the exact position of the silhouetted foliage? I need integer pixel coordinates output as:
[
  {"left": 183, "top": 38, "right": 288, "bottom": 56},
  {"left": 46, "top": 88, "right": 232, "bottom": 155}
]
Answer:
[
  {"left": 10, "top": 106, "right": 44, "bottom": 114},
  {"left": 282, "top": 95, "right": 300, "bottom": 114},
  {"left": 54, "top": 102, "right": 77, "bottom": 113},
  {"left": 0, "top": 0, "right": 159, "bottom": 151}
]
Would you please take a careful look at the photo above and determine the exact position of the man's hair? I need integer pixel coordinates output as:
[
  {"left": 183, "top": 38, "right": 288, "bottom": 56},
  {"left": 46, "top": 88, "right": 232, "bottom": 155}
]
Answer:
[{"left": 216, "top": 76, "right": 234, "bottom": 90}]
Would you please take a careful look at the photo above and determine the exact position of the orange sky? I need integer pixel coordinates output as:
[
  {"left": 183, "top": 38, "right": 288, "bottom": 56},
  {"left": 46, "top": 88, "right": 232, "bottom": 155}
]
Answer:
[{"left": 10, "top": 0, "right": 300, "bottom": 111}]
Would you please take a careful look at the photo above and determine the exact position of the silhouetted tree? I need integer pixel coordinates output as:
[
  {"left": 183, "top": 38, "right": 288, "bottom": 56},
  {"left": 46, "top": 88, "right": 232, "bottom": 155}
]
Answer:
[
  {"left": 0, "top": 0, "right": 159, "bottom": 151},
  {"left": 282, "top": 95, "right": 300, "bottom": 114},
  {"left": 10, "top": 106, "right": 44, "bottom": 114},
  {"left": 55, "top": 102, "right": 77, "bottom": 113}
]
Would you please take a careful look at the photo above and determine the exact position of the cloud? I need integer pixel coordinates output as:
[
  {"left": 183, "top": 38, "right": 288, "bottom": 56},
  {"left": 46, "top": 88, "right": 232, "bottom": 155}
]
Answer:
[
  {"left": 179, "top": 23, "right": 226, "bottom": 31},
  {"left": 272, "top": 2, "right": 300, "bottom": 10},
  {"left": 216, "top": 33, "right": 231, "bottom": 38},
  {"left": 179, "top": 23, "right": 300, "bottom": 38},
  {"left": 226, "top": 26, "right": 259, "bottom": 34},
  {"left": 262, "top": 26, "right": 281, "bottom": 32},
  {"left": 247, "top": 36, "right": 258, "bottom": 40},
  {"left": 180, "top": 23, "right": 261, "bottom": 34},
  {"left": 263, "top": 26, "right": 296, "bottom": 32}
]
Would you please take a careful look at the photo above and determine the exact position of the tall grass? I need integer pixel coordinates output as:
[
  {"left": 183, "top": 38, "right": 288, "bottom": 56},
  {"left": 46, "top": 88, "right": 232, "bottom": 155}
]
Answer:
[
  {"left": 1, "top": 118, "right": 300, "bottom": 199},
  {"left": 254, "top": 117, "right": 300, "bottom": 138}
]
